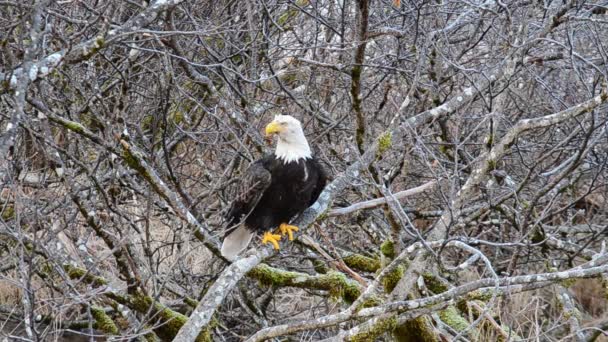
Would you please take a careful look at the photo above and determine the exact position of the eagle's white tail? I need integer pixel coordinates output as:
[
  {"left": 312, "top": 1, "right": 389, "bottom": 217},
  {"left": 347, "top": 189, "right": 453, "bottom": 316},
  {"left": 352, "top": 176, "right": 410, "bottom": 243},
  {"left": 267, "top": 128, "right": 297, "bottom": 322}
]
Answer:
[{"left": 221, "top": 226, "right": 254, "bottom": 260}]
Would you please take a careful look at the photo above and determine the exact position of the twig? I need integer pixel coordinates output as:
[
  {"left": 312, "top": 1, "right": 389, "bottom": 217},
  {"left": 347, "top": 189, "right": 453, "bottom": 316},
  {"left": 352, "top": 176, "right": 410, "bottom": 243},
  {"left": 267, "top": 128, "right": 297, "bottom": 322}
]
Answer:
[
  {"left": 315, "top": 227, "right": 369, "bottom": 286},
  {"left": 0, "top": 0, "right": 185, "bottom": 91},
  {"left": 328, "top": 181, "right": 437, "bottom": 217}
]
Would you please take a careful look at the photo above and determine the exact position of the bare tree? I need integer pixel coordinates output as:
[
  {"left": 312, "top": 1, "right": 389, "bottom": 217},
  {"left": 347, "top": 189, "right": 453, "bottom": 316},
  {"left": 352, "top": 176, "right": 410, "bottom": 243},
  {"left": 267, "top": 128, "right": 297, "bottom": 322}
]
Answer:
[{"left": 2, "top": 0, "right": 608, "bottom": 341}]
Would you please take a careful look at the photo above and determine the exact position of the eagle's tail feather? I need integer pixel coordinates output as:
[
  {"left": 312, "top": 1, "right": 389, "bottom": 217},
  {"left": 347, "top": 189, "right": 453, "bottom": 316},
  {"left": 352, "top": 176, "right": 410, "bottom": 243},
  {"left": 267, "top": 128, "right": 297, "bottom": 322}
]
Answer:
[{"left": 221, "top": 226, "right": 254, "bottom": 260}]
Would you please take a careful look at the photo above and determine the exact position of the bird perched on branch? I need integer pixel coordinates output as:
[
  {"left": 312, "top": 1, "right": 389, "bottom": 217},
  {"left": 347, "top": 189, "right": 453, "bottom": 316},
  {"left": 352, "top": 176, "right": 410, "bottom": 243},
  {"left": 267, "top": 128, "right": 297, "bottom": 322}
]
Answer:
[{"left": 221, "top": 115, "right": 327, "bottom": 260}]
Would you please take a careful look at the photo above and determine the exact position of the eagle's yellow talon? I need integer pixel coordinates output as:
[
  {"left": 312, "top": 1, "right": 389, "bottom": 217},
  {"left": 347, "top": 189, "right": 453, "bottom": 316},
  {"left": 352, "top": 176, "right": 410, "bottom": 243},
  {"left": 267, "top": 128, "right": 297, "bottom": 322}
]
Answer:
[
  {"left": 279, "top": 223, "right": 299, "bottom": 241},
  {"left": 262, "top": 231, "right": 282, "bottom": 250}
]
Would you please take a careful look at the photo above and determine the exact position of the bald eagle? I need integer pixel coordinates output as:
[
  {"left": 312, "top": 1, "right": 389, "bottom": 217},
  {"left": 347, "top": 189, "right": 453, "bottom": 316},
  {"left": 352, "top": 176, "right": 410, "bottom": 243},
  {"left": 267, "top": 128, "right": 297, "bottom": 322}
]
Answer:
[{"left": 221, "top": 115, "right": 327, "bottom": 259}]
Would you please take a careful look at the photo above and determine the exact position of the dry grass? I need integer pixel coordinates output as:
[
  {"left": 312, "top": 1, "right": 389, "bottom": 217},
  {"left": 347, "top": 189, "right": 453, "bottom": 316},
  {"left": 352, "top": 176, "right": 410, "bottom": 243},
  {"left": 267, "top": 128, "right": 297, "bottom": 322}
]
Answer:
[
  {"left": 0, "top": 278, "right": 21, "bottom": 308},
  {"left": 571, "top": 278, "right": 607, "bottom": 318}
]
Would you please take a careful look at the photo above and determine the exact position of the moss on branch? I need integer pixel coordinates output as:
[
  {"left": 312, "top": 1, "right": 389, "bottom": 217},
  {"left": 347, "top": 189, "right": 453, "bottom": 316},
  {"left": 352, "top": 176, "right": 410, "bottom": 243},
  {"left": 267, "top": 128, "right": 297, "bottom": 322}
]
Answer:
[
  {"left": 422, "top": 273, "right": 473, "bottom": 335},
  {"left": 90, "top": 306, "right": 119, "bottom": 335},
  {"left": 342, "top": 253, "right": 381, "bottom": 273},
  {"left": 130, "top": 293, "right": 185, "bottom": 340},
  {"left": 378, "top": 131, "right": 393, "bottom": 155},
  {"left": 394, "top": 315, "right": 440, "bottom": 342},
  {"left": 348, "top": 316, "right": 397, "bottom": 342},
  {"left": 380, "top": 240, "right": 396, "bottom": 259},
  {"left": 438, "top": 306, "right": 469, "bottom": 332},
  {"left": 1, "top": 205, "right": 15, "bottom": 221},
  {"left": 120, "top": 142, "right": 152, "bottom": 182},
  {"left": 312, "top": 259, "right": 330, "bottom": 274},
  {"left": 64, "top": 265, "right": 107, "bottom": 287},
  {"left": 248, "top": 263, "right": 361, "bottom": 303},
  {"left": 128, "top": 292, "right": 211, "bottom": 342},
  {"left": 422, "top": 273, "right": 449, "bottom": 294},
  {"left": 383, "top": 265, "right": 404, "bottom": 293}
]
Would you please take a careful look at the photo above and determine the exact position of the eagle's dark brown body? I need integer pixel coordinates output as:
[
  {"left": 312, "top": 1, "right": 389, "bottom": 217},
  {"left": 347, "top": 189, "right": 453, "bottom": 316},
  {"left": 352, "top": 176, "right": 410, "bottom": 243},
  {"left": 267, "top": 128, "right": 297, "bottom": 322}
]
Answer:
[{"left": 224, "top": 154, "right": 326, "bottom": 236}]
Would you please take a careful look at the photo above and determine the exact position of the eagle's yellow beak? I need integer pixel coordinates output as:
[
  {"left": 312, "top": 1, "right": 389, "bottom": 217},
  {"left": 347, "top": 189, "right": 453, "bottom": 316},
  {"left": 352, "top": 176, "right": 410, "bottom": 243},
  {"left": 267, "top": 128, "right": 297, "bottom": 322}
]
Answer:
[{"left": 265, "top": 121, "right": 283, "bottom": 136}]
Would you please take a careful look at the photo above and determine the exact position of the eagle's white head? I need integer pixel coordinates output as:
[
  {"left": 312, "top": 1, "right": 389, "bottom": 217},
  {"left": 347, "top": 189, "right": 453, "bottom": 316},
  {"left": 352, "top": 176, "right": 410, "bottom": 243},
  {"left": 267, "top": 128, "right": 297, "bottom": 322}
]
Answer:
[{"left": 265, "top": 115, "right": 312, "bottom": 163}]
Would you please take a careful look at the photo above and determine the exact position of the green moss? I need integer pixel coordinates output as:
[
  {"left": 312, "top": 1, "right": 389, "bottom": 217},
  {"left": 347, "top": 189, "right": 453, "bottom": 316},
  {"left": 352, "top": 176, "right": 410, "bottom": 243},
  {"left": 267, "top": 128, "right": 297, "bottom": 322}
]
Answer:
[
  {"left": 382, "top": 265, "right": 404, "bottom": 293},
  {"left": 196, "top": 328, "right": 212, "bottom": 342},
  {"left": 91, "top": 306, "right": 119, "bottom": 335},
  {"left": 183, "top": 297, "right": 198, "bottom": 308},
  {"left": 279, "top": 72, "right": 298, "bottom": 85},
  {"left": 81, "top": 36, "right": 105, "bottom": 60},
  {"left": 63, "top": 120, "right": 87, "bottom": 134},
  {"left": 230, "top": 55, "right": 243, "bottom": 64},
  {"left": 316, "top": 208, "right": 330, "bottom": 221},
  {"left": 78, "top": 112, "right": 105, "bottom": 132},
  {"left": 64, "top": 265, "right": 107, "bottom": 287},
  {"left": 351, "top": 290, "right": 383, "bottom": 313},
  {"left": 421, "top": 273, "right": 448, "bottom": 294},
  {"left": 394, "top": 315, "right": 440, "bottom": 342},
  {"left": 378, "top": 131, "right": 393, "bottom": 155},
  {"left": 248, "top": 264, "right": 361, "bottom": 303},
  {"left": 352, "top": 65, "right": 362, "bottom": 80},
  {"left": 143, "top": 329, "right": 161, "bottom": 342},
  {"left": 203, "top": 36, "right": 225, "bottom": 51},
  {"left": 343, "top": 254, "right": 381, "bottom": 273},
  {"left": 121, "top": 148, "right": 151, "bottom": 183},
  {"left": 1, "top": 206, "right": 15, "bottom": 221},
  {"left": 312, "top": 259, "right": 330, "bottom": 274},
  {"left": 498, "top": 325, "right": 522, "bottom": 342},
  {"left": 530, "top": 227, "right": 545, "bottom": 244},
  {"left": 326, "top": 271, "right": 361, "bottom": 303},
  {"left": 131, "top": 292, "right": 211, "bottom": 342},
  {"left": 348, "top": 316, "right": 397, "bottom": 342},
  {"left": 438, "top": 306, "right": 469, "bottom": 332},
  {"left": 95, "top": 37, "right": 105, "bottom": 49},
  {"left": 150, "top": 301, "right": 187, "bottom": 339},
  {"left": 249, "top": 264, "right": 302, "bottom": 286},
  {"left": 119, "top": 145, "right": 170, "bottom": 206},
  {"left": 380, "top": 240, "right": 396, "bottom": 259},
  {"left": 67, "top": 321, "right": 92, "bottom": 330},
  {"left": 141, "top": 115, "right": 154, "bottom": 131},
  {"left": 277, "top": 8, "right": 299, "bottom": 27},
  {"left": 487, "top": 159, "right": 497, "bottom": 171},
  {"left": 562, "top": 306, "right": 582, "bottom": 321},
  {"left": 560, "top": 278, "right": 577, "bottom": 288},
  {"left": 463, "top": 290, "right": 493, "bottom": 303},
  {"left": 170, "top": 110, "right": 184, "bottom": 125}
]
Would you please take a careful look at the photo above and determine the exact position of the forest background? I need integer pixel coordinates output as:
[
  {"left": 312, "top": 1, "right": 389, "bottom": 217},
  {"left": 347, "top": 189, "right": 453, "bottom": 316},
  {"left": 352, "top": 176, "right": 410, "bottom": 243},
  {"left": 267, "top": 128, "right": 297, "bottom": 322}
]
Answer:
[{"left": 1, "top": 0, "right": 608, "bottom": 341}]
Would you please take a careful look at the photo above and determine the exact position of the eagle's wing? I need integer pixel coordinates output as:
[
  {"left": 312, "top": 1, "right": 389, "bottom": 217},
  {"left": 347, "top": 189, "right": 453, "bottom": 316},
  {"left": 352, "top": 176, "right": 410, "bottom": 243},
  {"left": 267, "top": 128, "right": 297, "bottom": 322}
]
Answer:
[
  {"left": 221, "top": 159, "right": 272, "bottom": 259},
  {"left": 224, "top": 158, "right": 272, "bottom": 234},
  {"left": 308, "top": 158, "right": 328, "bottom": 206}
]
